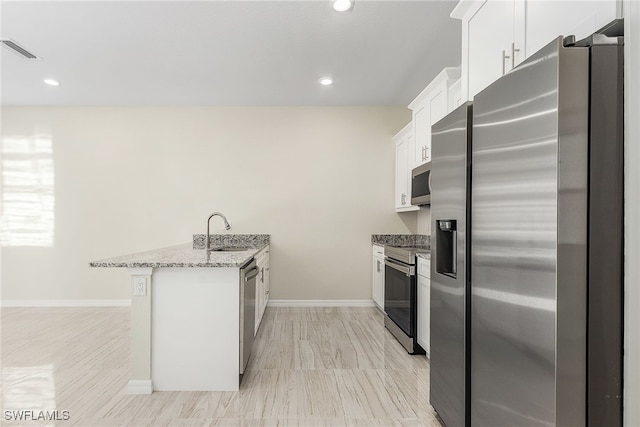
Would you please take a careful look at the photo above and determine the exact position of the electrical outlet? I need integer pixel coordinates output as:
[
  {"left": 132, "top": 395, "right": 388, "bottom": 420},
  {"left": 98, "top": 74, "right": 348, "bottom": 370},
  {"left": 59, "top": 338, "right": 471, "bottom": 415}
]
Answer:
[{"left": 133, "top": 277, "right": 147, "bottom": 296}]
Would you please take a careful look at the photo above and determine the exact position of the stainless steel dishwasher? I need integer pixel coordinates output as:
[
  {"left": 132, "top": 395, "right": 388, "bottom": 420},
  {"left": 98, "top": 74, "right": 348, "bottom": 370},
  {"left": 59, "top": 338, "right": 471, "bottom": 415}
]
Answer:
[{"left": 239, "top": 259, "right": 259, "bottom": 375}]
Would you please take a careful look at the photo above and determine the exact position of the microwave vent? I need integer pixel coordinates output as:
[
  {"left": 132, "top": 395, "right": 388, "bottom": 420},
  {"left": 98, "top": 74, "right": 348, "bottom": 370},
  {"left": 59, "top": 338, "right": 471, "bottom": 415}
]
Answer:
[{"left": 0, "top": 39, "right": 40, "bottom": 60}]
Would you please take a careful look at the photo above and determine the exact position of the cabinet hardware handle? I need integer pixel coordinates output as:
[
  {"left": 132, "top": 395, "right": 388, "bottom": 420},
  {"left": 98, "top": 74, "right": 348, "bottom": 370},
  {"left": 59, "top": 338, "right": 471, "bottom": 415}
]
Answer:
[
  {"left": 377, "top": 260, "right": 381, "bottom": 272},
  {"left": 511, "top": 43, "right": 520, "bottom": 69},
  {"left": 502, "top": 49, "right": 510, "bottom": 75}
]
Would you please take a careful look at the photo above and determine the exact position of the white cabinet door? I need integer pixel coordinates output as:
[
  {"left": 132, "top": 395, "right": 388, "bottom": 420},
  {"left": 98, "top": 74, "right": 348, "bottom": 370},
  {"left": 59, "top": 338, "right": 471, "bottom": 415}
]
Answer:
[
  {"left": 414, "top": 105, "right": 430, "bottom": 165},
  {"left": 468, "top": 0, "right": 519, "bottom": 98},
  {"left": 449, "top": 79, "right": 463, "bottom": 111},
  {"left": 417, "top": 274, "right": 431, "bottom": 356},
  {"left": 394, "top": 124, "right": 418, "bottom": 212},
  {"left": 430, "top": 89, "right": 448, "bottom": 129},
  {"left": 525, "top": 0, "right": 619, "bottom": 57},
  {"left": 264, "top": 265, "right": 270, "bottom": 308},
  {"left": 395, "top": 135, "right": 409, "bottom": 209},
  {"left": 254, "top": 245, "right": 270, "bottom": 334},
  {"left": 262, "top": 247, "right": 270, "bottom": 317},
  {"left": 456, "top": 0, "right": 620, "bottom": 101},
  {"left": 255, "top": 275, "right": 263, "bottom": 335},
  {"left": 417, "top": 257, "right": 431, "bottom": 355},
  {"left": 372, "top": 246, "right": 385, "bottom": 310},
  {"left": 410, "top": 67, "right": 461, "bottom": 166}
]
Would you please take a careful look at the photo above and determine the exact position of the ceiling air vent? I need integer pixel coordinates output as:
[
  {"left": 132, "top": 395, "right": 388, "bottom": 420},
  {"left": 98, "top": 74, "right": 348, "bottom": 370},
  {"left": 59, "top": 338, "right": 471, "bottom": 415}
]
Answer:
[{"left": 0, "top": 39, "right": 40, "bottom": 60}]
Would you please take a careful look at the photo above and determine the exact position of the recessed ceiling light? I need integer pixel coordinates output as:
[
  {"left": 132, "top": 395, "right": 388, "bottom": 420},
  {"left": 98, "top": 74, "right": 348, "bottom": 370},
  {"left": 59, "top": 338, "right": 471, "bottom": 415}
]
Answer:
[
  {"left": 333, "top": 0, "right": 353, "bottom": 12},
  {"left": 44, "top": 79, "right": 60, "bottom": 86},
  {"left": 319, "top": 77, "right": 333, "bottom": 86}
]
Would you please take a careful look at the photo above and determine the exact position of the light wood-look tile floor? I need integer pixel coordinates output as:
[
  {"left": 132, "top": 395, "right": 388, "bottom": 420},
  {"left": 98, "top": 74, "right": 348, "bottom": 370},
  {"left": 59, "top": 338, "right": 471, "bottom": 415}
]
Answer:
[{"left": 1, "top": 306, "right": 443, "bottom": 426}]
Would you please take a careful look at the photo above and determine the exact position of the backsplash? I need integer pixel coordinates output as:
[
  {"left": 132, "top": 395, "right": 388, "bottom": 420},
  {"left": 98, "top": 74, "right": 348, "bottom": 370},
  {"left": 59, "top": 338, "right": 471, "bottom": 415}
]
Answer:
[
  {"left": 193, "top": 234, "right": 270, "bottom": 249},
  {"left": 371, "top": 234, "right": 430, "bottom": 248}
]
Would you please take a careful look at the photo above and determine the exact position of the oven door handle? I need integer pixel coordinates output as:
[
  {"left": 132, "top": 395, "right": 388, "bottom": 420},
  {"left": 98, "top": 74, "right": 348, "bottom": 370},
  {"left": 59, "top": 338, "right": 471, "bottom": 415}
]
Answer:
[{"left": 384, "top": 258, "right": 414, "bottom": 277}]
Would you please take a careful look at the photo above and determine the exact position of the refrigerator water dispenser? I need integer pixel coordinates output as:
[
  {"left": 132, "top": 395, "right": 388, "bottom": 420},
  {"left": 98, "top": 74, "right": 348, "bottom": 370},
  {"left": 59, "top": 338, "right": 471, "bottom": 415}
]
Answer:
[{"left": 436, "top": 219, "right": 457, "bottom": 278}]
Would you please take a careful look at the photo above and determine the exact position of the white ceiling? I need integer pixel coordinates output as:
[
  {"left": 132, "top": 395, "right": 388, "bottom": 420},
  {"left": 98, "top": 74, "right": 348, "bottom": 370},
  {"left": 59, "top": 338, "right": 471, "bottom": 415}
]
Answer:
[{"left": 1, "top": 1, "right": 461, "bottom": 106}]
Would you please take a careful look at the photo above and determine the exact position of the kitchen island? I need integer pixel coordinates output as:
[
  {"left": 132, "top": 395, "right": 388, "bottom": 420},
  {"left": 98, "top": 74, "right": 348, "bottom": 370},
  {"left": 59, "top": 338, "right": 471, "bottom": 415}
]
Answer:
[{"left": 90, "top": 234, "right": 269, "bottom": 394}]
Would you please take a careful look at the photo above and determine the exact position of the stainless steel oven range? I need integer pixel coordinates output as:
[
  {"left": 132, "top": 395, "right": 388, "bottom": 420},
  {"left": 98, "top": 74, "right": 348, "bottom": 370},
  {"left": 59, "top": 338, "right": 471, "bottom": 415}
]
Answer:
[{"left": 383, "top": 245, "right": 428, "bottom": 354}]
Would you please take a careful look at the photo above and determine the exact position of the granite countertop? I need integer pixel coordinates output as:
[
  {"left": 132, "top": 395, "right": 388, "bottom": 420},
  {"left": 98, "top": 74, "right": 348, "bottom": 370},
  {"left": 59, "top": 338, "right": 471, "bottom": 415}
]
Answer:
[
  {"left": 417, "top": 252, "right": 431, "bottom": 260},
  {"left": 90, "top": 243, "right": 266, "bottom": 268},
  {"left": 371, "top": 234, "right": 430, "bottom": 248}
]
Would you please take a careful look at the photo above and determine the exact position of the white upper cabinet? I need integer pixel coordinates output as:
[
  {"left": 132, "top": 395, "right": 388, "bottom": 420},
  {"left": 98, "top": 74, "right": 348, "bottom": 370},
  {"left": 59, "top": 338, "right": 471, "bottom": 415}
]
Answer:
[
  {"left": 525, "top": 1, "right": 620, "bottom": 56},
  {"left": 394, "top": 123, "right": 419, "bottom": 212},
  {"left": 466, "top": 0, "right": 524, "bottom": 98},
  {"left": 453, "top": 0, "right": 525, "bottom": 99},
  {"left": 409, "top": 67, "right": 461, "bottom": 167},
  {"left": 453, "top": 0, "right": 620, "bottom": 100},
  {"left": 413, "top": 105, "right": 431, "bottom": 164},
  {"left": 392, "top": 67, "right": 461, "bottom": 213},
  {"left": 449, "top": 78, "right": 463, "bottom": 112}
]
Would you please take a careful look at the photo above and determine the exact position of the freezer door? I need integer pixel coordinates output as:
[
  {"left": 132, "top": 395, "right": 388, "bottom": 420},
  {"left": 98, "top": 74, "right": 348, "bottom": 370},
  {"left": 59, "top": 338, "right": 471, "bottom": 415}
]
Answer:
[
  {"left": 587, "top": 41, "right": 624, "bottom": 426},
  {"left": 471, "top": 37, "right": 589, "bottom": 426},
  {"left": 430, "top": 102, "right": 472, "bottom": 427}
]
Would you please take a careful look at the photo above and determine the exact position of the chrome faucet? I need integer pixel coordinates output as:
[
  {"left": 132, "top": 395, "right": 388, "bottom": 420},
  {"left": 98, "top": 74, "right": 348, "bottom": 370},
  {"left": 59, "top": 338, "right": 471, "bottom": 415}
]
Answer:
[{"left": 206, "top": 212, "right": 231, "bottom": 253}]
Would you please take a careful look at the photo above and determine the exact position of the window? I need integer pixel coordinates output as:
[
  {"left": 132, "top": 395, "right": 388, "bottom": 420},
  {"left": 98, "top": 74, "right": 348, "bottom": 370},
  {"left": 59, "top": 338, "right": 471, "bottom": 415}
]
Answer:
[{"left": 1, "top": 135, "right": 54, "bottom": 247}]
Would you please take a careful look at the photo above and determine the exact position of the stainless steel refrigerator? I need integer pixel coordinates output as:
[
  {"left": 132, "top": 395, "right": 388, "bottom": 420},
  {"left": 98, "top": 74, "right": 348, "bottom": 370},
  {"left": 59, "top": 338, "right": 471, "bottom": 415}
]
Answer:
[{"left": 430, "top": 27, "right": 623, "bottom": 427}]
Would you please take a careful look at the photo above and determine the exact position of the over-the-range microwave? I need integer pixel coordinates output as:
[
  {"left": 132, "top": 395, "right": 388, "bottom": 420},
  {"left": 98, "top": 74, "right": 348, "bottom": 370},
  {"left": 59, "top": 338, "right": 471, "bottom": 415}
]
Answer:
[{"left": 411, "top": 162, "right": 431, "bottom": 206}]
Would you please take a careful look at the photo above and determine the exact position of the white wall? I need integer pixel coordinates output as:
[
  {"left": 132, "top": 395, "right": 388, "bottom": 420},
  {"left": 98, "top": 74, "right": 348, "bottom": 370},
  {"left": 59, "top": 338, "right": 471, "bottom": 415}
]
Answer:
[
  {"left": 416, "top": 208, "right": 431, "bottom": 236},
  {"left": 0, "top": 106, "right": 413, "bottom": 303},
  {"left": 624, "top": 1, "right": 639, "bottom": 425}
]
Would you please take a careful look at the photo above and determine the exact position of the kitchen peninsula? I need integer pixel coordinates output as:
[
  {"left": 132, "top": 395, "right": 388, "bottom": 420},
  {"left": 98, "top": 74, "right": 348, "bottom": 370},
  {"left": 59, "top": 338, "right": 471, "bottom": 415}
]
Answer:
[{"left": 90, "top": 234, "right": 270, "bottom": 394}]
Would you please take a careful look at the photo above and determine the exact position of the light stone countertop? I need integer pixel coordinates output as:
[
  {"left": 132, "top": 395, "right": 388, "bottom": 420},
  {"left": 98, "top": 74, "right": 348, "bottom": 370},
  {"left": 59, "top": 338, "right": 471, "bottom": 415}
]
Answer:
[
  {"left": 89, "top": 243, "right": 265, "bottom": 268},
  {"left": 371, "top": 234, "right": 430, "bottom": 248},
  {"left": 417, "top": 252, "right": 431, "bottom": 260}
]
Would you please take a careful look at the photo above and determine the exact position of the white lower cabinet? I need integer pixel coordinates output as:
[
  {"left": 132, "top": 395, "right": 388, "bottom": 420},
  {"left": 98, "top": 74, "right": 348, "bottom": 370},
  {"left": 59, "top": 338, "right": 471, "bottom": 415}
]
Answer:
[
  {"left": 417, "top": 256, "right": 430, "bottom": 356},
  {"left": 372, "top": 245, "right": 385, "bottom": 310},
  {"left": 254, "top": 245, "right": 270, "bottom": 335},
  {"left": 255, "top": 275, "right": 264, "bottom": 335}
]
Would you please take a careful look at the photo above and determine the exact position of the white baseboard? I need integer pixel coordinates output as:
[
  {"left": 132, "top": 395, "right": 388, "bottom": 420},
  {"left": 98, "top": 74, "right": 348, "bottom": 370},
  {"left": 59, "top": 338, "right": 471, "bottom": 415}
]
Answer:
[
  {"left": 127, "top": 380, "right": 153, "bottom": 395},
  {"left": 267, "top": 299, "right": 375, "bottom": 308},
  {"left": 0, "top": 299, "right": 131, "bottom": 308}
]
